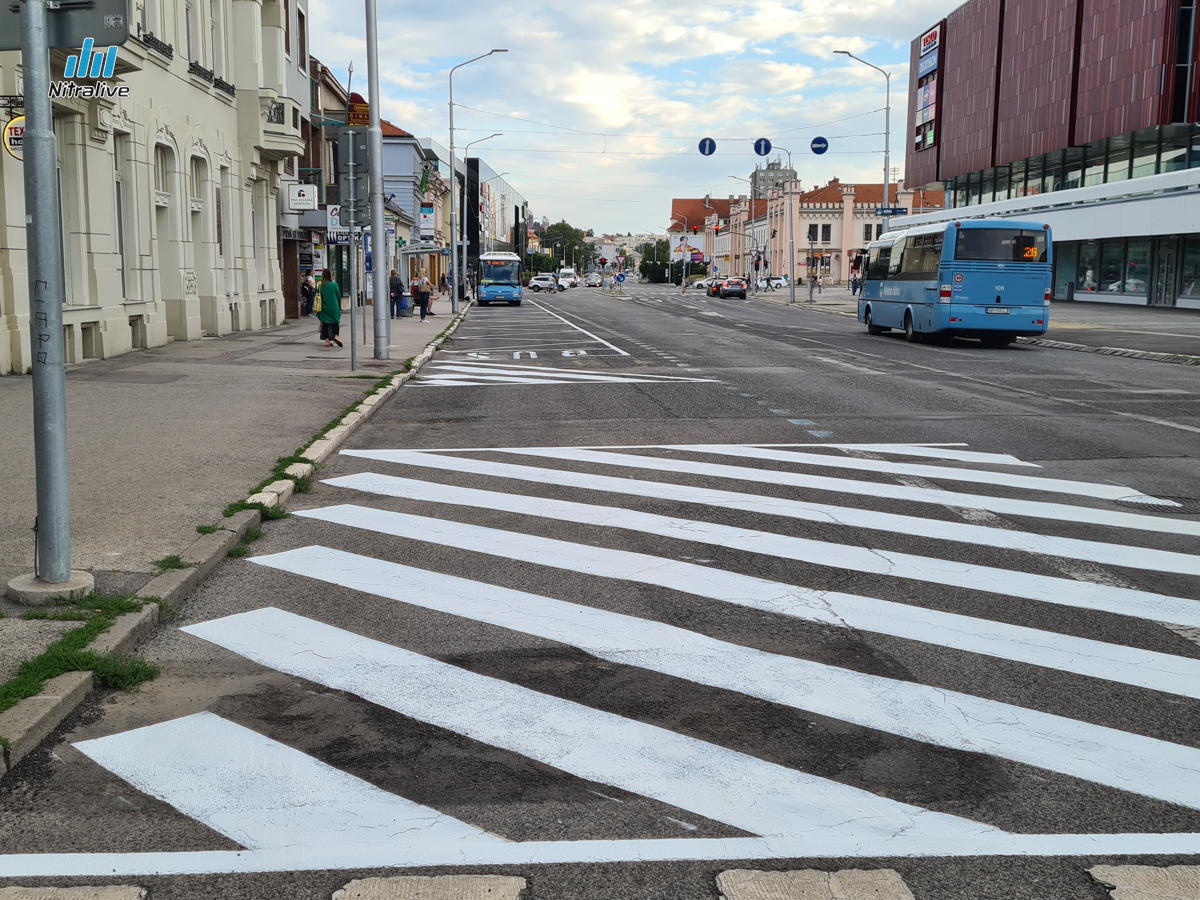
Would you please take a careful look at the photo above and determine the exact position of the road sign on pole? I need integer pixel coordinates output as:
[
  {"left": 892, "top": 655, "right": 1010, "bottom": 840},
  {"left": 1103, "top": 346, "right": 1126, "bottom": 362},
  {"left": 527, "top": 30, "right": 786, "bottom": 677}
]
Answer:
[
  {"left": 754, "top": 137, "right": 772, "bottom": 156},
  {"left": 811, "top": 136, "right": 829, "bottom": 155},
  {"left": 698, "top": 137, "right": 716, "bottom": 156},
  {"left": 0, "top": 0, "right": 130, "bottom": 51},
  {"left": 875, "top": 207, "right": 909, "bottom": 216}
]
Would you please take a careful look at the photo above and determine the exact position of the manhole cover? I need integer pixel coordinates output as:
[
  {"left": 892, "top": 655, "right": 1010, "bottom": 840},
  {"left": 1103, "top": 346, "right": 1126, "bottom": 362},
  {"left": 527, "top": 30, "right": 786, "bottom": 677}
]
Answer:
[{"left": 1115, "top": 495, "right": 1200, "bottom": 514}]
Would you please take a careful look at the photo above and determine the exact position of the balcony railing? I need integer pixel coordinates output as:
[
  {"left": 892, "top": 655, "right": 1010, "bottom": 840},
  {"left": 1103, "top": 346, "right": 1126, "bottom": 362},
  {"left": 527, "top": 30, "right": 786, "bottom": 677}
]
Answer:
[
  {"left": 213, "top": 77, "right": 236, "bottom": 97},
  {"left": 138, "top": 31, "right": 173, "bottom": 58},
  {"left": 187, "top": 60, "right": 214, "bottom": 83},
  {"left": 266, "top": 101, "right": 285, "bottom": 125}
]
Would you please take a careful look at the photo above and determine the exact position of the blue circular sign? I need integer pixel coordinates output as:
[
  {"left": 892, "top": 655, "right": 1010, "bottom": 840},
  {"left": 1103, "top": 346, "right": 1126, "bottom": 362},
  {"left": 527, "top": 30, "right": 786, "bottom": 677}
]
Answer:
[
  {"left": 698, "top": 137, "right": 716, "bottom": 156},
  {"left": 811, "top": 136, "right": 829, "bottom": 155},
  {"left": 754, "top": 137, "right": 772, "bottom": 157},
  {"left": 615, "top": 273, "right": 626, "bottom": 283}
]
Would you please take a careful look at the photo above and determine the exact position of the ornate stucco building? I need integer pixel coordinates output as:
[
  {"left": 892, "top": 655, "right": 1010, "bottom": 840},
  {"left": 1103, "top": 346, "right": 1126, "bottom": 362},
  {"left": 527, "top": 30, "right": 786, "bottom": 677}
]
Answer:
[{"left": 0, "top": 0, "right": 308, "bottom": 375}]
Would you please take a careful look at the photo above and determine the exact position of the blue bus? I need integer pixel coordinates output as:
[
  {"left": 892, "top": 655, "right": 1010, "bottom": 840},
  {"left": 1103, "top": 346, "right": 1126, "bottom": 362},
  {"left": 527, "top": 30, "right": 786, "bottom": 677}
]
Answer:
[
  {"left": 477, "top": 252, "right": 523, "bottom": 306},
  {"left": 858, "top": 218, "right": 1051, "bottom": 346}
]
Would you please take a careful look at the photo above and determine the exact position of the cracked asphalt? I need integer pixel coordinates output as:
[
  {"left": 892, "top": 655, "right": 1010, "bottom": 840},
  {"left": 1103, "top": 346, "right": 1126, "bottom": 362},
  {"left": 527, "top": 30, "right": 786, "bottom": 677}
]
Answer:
[{"left": 2, "top": 284, "right": 1199, "bottom": 899}]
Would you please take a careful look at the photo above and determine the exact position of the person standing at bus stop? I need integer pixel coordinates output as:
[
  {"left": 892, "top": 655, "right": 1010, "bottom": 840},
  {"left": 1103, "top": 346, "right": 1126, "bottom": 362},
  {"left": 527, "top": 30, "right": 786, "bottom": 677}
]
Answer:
[
  {"left": 317, "top": 268, "right": 343, "bottom": 347},
  {"left": 415, "top": 268, "right": 432, "bottom": 322}
]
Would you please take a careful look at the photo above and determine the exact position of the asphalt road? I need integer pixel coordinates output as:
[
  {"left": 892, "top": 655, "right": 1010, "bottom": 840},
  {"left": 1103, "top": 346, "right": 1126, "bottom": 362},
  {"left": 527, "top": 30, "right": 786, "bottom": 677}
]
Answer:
[{"left": 4, "top": 284, "right": 1200, "bottom": 899}]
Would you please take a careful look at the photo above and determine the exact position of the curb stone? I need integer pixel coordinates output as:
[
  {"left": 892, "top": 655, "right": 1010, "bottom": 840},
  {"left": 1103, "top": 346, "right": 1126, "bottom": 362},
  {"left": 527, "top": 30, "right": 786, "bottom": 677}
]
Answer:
[{"left": 0, "top": 307, "right": 472, "bottom": 778}]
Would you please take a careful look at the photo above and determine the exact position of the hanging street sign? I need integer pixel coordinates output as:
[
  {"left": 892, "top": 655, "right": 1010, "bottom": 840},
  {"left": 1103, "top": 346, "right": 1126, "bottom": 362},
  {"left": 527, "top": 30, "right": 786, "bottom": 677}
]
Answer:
[
  {"left": 811, "top": 136, "right": 829, "bottom": 155},
  {"left": 3, "top": 115, "right": 24, "bottom": 161},
  {"left": 753, "top": 137, "right": 772, "bottom": 156},
  {"left": 698, "top": 137, "right": 716, "bottom": 156},
  {"left": 287, "top": 183, "right": 318, "bottom": 211}
]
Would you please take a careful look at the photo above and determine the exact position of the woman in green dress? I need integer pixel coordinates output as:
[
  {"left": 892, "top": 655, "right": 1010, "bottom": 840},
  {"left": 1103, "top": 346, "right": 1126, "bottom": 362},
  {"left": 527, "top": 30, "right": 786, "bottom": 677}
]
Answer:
[{"left": 317, "top": 268, "right": 343, "bottom": 347}]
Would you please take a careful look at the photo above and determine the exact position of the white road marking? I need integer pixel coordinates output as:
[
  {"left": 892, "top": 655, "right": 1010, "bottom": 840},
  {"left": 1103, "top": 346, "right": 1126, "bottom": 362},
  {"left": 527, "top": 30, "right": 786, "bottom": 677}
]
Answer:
[
  {"left": 341, "top": 450, "right": 1200, "bottom": 577},
  {"left": 798, "top": 444, "right": 1038, "bottom": 467},
  {"left": 323, "top": 471, "right": 1200, "bottom": 637},
  {"left": 74, "top": 711, "right": 503, "bottom": 850},
  {"left": 182, "top": 607, "right": 992, "bottom": 841},
  {"left": 526, "top": 299, "right": 630, "bottom": 356},
  {"left": 255, "top": 546, "right": 1200, "bottom": 804},
  {"left": 427, "top": 364, "right": 711, "bottom": 383},
  {"left": 653, "top": 444, "right": 1133, "bottom": 501},
  {"left": 498, "top": 448, "right": 1200, "bottom": 538},
  {"left": 298, "top": 504, "right": 1200, "bottom": 708}
]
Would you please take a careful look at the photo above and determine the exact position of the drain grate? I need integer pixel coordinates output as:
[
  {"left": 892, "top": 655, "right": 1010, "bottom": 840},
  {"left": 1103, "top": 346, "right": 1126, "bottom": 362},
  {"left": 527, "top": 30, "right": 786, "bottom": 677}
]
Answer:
[{"left": 1115, "top": 495, "right": 1200, "bottom": 514}]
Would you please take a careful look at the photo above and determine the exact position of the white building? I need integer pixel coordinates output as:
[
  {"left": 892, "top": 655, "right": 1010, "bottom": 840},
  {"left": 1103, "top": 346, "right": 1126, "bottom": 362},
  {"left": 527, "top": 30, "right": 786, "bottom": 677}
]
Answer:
[{"left": 0, "top": 0, "right": 307, "bottom": 375}]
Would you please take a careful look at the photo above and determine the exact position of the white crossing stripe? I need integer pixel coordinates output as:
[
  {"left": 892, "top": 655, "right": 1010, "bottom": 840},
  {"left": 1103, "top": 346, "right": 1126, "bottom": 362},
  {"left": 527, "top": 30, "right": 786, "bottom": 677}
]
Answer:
[
  {"left": 182, "top": 607, "right": 995, "bottom": 842},
  {"left": 782, "top": 443, "right": 1038, "bottom": 467},
  {"left": 74, "top": 711, "right": 503, "bottom": 850},
  {"left": 324, "top": 471, "right": 1200, "bottom": 635},
  {"left": 340, "top": 450, "right": 1200, "bottom": 579},
  {"left": 428, "top": 364, "right": 711, "bottom": 383},
  {"left": 254, "top": 546, "right": 1200, "bottom": 808},
  {"left": 496, "top": 448, "right": 1200, "bottom": 537},
  {"left": 663, "top": 444, "right": 1121, "bottom": 499},
  {"left": 298, "top": 504, "right": 1200, "bottom": 704}
]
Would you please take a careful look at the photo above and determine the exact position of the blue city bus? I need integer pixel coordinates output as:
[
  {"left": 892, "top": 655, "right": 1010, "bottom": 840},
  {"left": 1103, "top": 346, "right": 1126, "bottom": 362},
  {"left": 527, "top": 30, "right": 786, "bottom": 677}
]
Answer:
[
  {"left": 858, "top": 218, "right": 1052, "bottom": 345},
  {"left": 477, "top": 252, "right": 523, "bottom": 306}
]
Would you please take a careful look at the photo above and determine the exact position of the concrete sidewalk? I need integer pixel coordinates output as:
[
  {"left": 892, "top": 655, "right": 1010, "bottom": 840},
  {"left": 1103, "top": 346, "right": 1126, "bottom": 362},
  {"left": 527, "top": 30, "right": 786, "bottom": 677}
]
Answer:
[
  {"left": 749, "top": 284, "right": 1200, "bottom": 358},
  {"left": 0, "top": 304, "right": 449, "bottom": 670}
]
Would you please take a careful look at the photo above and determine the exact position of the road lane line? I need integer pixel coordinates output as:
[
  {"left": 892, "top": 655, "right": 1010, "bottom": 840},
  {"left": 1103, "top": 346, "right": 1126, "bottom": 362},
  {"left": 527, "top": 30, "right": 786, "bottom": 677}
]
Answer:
[
  {"left": 526, "top": 299, "right": 629, "bottom": 356},
  {"left": 255, "top": 546, "right": 1200, "bottom": 807},
  {"left": 341, "top": 450, "right": 1200, "bottom": 577},
  {"left": 183, "top": 607, "right": 992, "bottom": 841},
  {"left": 323, "top": 471, "right": 1200, "bottom": 636},
  {"left": 74, "top": 711, "right": 503, "bottom": 850}
]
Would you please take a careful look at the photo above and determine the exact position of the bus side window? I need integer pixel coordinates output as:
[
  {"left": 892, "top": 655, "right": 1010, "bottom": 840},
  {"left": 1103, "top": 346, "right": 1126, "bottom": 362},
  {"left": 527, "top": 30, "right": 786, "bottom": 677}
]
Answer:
[
  {"left": 898, "top": 233, "right": 943, "bottom": 278},
  {"left": 867, "top": 245, "right": 891, "bottom": 280}
]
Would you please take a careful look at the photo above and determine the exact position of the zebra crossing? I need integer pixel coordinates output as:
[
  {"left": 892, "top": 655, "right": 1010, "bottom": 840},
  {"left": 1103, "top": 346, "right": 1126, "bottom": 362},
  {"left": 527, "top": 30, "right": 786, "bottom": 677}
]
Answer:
[
  {"left": 416, "top": 360, "right": 716, "bottom": 387},
  {"left": 11, "top": 441, "right": 1200, "bottom": 877}
]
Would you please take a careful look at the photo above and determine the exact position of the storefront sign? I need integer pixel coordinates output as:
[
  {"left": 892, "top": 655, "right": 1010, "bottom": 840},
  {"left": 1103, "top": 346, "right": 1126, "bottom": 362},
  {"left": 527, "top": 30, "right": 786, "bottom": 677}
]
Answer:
[
  {"left": 419, "top": 203, "right": 435, "bottom": 238},
  {"left": 920, "top": 24, "right": 940, "bottom": 56},
  {"left": 347, "top": 92, "right": 370, "bottom": 127},
  {"left": 918, "top": 48, "right": 938, "bottom": 79},
  {"left": 287, "top": 183, "right": 318, "bottom": 211},
  {"left": 3, "top": 115, "right": 24, "bottom": 161}
]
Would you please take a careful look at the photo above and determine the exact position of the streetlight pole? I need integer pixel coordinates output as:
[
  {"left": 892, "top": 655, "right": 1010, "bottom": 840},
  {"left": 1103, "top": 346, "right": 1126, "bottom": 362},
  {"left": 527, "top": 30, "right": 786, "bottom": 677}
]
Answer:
[
  {"left": 836, "top": 50, "right": 891, "bottom": 234},
  {"left": 460, "top": 133, "right": 501, "bottom": 303},
  {"left": 448, "top": 49, "right": 507, "bottom": 313},
  {"left": 365, "top": 0, "right": 389, "bottom": 359},
  {"left": 670, "top": 214, "right": 689, "bottom": 288},
  {"left": 770, "top": 147, "right": 798, "bottom": 304}
]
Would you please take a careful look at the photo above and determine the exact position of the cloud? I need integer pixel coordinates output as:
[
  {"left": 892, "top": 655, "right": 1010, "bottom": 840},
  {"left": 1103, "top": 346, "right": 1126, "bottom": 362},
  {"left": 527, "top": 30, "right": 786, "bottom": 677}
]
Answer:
[{"left": 305, "top": 0, "right": 964, "bottom": 233}]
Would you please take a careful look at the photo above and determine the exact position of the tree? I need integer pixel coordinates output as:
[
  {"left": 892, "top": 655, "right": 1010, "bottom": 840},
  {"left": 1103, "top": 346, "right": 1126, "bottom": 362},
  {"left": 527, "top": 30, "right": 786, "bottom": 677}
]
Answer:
[
  {"left": 638, "top": 239, "right": 673, "bottom": 283},
  {"left": 542, "top": 221, "right": 591, "bottom": 271}
]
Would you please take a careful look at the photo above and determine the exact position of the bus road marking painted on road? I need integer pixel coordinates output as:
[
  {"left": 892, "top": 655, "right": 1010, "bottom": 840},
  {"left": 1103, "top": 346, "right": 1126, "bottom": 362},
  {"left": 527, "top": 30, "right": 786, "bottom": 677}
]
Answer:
[
  {"left": 341, "top": 448, "right": 1200, "bottom": 578},
  {"left": 183, "top": 607, "right": 992, "bottom": 842}
]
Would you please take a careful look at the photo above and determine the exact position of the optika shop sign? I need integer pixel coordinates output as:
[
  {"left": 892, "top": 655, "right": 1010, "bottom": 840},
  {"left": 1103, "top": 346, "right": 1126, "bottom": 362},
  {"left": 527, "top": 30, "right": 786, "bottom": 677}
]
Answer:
[{"left": 48, "top": 38, "right": 130, "bottom": 99}]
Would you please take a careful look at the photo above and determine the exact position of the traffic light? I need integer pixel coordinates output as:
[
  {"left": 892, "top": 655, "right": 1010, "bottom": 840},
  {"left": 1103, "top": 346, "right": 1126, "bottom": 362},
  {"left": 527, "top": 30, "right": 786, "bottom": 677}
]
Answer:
[
  {"left": 714, "top": 224, "right": 720, "bottom": 236},
  {"left": 692, "top": 224, "right": 698, "bottom": 235},
  {"left": 600, "top": 257, "right": 607, "bottom": 267}
]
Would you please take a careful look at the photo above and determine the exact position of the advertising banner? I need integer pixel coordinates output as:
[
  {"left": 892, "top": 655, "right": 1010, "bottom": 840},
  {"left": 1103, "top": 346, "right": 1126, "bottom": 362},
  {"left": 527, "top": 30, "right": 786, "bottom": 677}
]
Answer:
[
  {"left": 670, "top": 233, "right": 705, "bottom": 262},
  {"left": 419, "top": 204, "right": 435, "bottom": 239}
]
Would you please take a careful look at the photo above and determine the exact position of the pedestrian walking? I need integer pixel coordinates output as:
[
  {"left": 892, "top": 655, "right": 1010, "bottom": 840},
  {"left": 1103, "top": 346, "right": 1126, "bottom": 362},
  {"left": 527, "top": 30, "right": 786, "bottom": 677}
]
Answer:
[
  {"left": 850, "top": 275, "right": 860, "bottom": 296},
  {"left": 439, "top": 274, "right": 449, "bottom": 296},
  {"left": 415, "top": 268, "right": 432, "bottom": 322},
  {"left": 807, "top": 274, "right": 816, "bottom": 303},
  {"left": 316, "top": 268, "right": 343, "bottom": 347},
  {"left": 300, "top": 270, "right": 316, "bottom": 316},
  {"left": 389, "top": 269, "right": 406, "bottom": 319}
]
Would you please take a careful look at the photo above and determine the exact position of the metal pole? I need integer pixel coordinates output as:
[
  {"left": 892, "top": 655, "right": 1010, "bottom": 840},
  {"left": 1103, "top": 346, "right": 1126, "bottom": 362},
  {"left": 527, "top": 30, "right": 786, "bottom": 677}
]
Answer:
[
  {"left": 448, "top": 71, "right": 458, "bottom": 313},
  {"left": 883, "top": 71, "right": 891, "bottom": 235},
  {"left": 21, "top": 0, "right": 72, "bottom": 584},
  {"left": 783, "top": 149, "right": 796, "bottom": 305},
  {"left": 365, "top": 0, "right": 388, "bottom": 358}
]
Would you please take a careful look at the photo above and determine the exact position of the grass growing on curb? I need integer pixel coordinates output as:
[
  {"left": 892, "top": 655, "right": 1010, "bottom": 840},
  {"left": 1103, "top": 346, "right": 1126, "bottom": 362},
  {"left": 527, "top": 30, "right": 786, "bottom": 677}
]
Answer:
[
  {"left": 152, "top": 554, "right": 191, "bottom": 573},
  {"left": 227, "top": 544, "right": 251, "bottom": 559},
  {"left": 0, "top": 592, "right": 159, "bottom": 721},
  {"left": 196, "top": 524, "right": 218, "bottom": 535},
  {"left": 222, "top": 499, "right": 289, "bottom": 520}
]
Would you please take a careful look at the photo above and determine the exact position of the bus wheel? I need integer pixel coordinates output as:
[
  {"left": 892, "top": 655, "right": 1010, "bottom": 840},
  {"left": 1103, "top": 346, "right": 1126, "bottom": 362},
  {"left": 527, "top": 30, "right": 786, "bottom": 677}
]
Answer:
[
  {"left": 904, "top": 311, "right": 921, "bottom": 343},
  {"left": 865, "top": 307, "right": 886, "bottom": 335},
  {"left": 981, "top": 333, "right": 1013, "bottom": 347}
]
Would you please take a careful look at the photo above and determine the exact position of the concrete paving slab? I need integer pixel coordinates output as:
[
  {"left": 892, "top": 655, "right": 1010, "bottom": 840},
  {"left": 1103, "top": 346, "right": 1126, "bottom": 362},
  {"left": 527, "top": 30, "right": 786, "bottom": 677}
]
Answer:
[
  {"left": 0, "top": 618, "right": 76, "bottom": 682},
  {"left": 331, "top": 876, "right": 527, "bottom": 900},
  {"left": 0, "top": 888, "right": 146, "bottom": 899},
  {"left": 716, "top": 868, "right": 916, "bottom": 900},
  {"left": 1090, "top": 865, "right": 1200, "bottom": 899}
]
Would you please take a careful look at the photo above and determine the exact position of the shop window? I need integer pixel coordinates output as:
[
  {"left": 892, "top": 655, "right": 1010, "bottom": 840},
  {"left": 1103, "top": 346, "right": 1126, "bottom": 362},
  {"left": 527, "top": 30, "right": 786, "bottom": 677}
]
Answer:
[
  {"left": 1180, "top": 237, "right": 1200, "bottom": 295},
  {"left": 1010, "top": 159, "right": 1026, "bottom": 197},
  {"left": 1132, "top": 127, "right": 1159, "bottom": 179},
  {"left": 1076, "top": 243, "right": 1098, "bottom": 293},
  {"left": 953, "top": 176, "right": 967, "bottom": 208},
  {"left": 1125, "top": 241, "right": 1150, "bottom": 293},
  {"left": 1161, "top": 125, "right": 1190, "bottom": 172},
  {"left": 994, "top": 166, "right": 1009, "bottom": 201},
  {"left": 1044, "top": 151, "right": 1065, "bottom": 192},
  {"left": 1107, "top": 134, "right": 1131, "bottom": 182},
  {"left": 1099, "top": 241, "right": 1126, "bottom": 292},
  {"left": 980, "top": 169, "right": 995, "bottom": 203},
  {"left": 1054, "top": 243, "right": 1077, "bottom": 298},
  {"left": 1084, "top": 139, "right": 1106, "bottom": 186},
  {"left": 1025, "top": 156, "right": 1043, "bottom": 195}
]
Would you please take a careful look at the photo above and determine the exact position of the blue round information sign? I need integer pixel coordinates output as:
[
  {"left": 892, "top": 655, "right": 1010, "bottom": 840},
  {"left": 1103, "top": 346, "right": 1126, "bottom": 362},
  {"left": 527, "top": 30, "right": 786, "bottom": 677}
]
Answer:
[
  {"left": 811, "top": 136, "right": 829, "bottom": 155},
  {"left": 698, "top": 137, "right": 716, "bottom": 156},
  {"left": 615, "top": 273, "right": 626, "bottom": 283},
  {"left": 754, "top": 137, "right": 772, "bottom": 157}
]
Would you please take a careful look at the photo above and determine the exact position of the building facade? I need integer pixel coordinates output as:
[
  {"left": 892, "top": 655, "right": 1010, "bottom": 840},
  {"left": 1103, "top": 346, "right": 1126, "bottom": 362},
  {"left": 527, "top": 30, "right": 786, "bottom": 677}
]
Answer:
[
  {"left": 907, "top": 0, "right": 1200, "bottom": 306},
  {"left": 0, "top": 0, "right": 306, "bottom": 375}
]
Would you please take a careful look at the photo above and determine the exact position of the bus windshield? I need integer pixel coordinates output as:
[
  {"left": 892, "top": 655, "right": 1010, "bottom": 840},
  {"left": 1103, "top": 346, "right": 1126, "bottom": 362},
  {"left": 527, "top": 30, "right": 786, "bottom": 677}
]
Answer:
[
  {"left": 481, "top": 260, "right": 520, "bottom": 285},
  {"left": 955, "top": 228, "right": 1047, "bottom": 262}
]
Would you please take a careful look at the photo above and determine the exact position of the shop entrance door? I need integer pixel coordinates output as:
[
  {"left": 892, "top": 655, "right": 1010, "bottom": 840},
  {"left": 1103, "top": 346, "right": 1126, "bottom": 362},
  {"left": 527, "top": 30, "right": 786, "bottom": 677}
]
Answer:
[{"left": 1152, "top": 240, "right": 1178, "bottom": 306}]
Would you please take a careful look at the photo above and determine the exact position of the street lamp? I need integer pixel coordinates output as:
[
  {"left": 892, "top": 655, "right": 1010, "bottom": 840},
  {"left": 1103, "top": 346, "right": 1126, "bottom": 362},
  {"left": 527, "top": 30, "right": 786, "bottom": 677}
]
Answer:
[
  {"left": 448, "top": 48, "right": 508, "bottom": 312},
  {"left": 835, "top": 50, "right": 891, "bottom": 235},
  {"left": 460, "top": 133, "right": 501, "bottom": 299},
  {"left": 670, "top": 214, "right": 690, "bottom": 288}
]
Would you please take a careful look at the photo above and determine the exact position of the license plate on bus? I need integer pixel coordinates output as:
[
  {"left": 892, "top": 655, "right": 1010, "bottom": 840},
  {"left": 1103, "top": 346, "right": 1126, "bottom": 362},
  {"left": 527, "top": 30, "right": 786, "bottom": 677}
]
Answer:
[{"left": 985, "top": 307, "right": 1010, "bottom": 315}]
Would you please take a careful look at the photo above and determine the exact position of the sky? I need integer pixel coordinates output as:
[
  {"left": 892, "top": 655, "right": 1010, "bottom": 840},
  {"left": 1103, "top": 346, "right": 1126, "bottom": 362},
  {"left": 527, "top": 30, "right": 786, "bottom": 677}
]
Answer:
[{"left": 308, "top": 0, "right": 963, "bottom": 236}]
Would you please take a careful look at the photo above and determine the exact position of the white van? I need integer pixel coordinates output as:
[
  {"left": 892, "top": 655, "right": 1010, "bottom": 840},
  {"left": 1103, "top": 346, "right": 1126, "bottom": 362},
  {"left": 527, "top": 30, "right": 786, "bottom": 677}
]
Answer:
[{"left": 558, "top": 268, "right": 579, "bottom": 287}]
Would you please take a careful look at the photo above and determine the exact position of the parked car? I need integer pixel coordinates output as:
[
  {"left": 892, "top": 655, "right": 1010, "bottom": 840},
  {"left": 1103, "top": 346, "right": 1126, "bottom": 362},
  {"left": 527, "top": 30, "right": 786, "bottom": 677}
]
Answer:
[
  {"left": 696, "top": 277, "right": 720, "bottom": 291},
  {"left": 585, "top": 273, "right": 602, "bottom": 287},
  {"left": 763, "top": 275, "right": 787, "bottom": 290},
  {"left": 716, "top": 277, "right": 748, "bottom": 299},
  {"left": 528, "top": 274, "right": 557, "bottom": 292}
]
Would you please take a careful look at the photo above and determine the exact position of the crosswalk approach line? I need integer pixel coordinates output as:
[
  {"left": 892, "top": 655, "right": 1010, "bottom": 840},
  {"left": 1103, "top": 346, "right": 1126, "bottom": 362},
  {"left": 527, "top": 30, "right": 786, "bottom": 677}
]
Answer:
[
  {"left": 182, "top": 607, "right": 994, "bottom": 842},
  {"left": 254, "top": 545, "right": 1200, "bottom": 810},
  {"left": 339, "top": 450, "right": 1200, "bottom": 579},
  {"left": 74, "top": 710, "right": 504, "bottom": 851},
  {"left": 493, "top": 447, "right": 1200, "bottom": 538},
  {"left": 324, "top": 471, "right": 1200, "bottom": 636}
]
